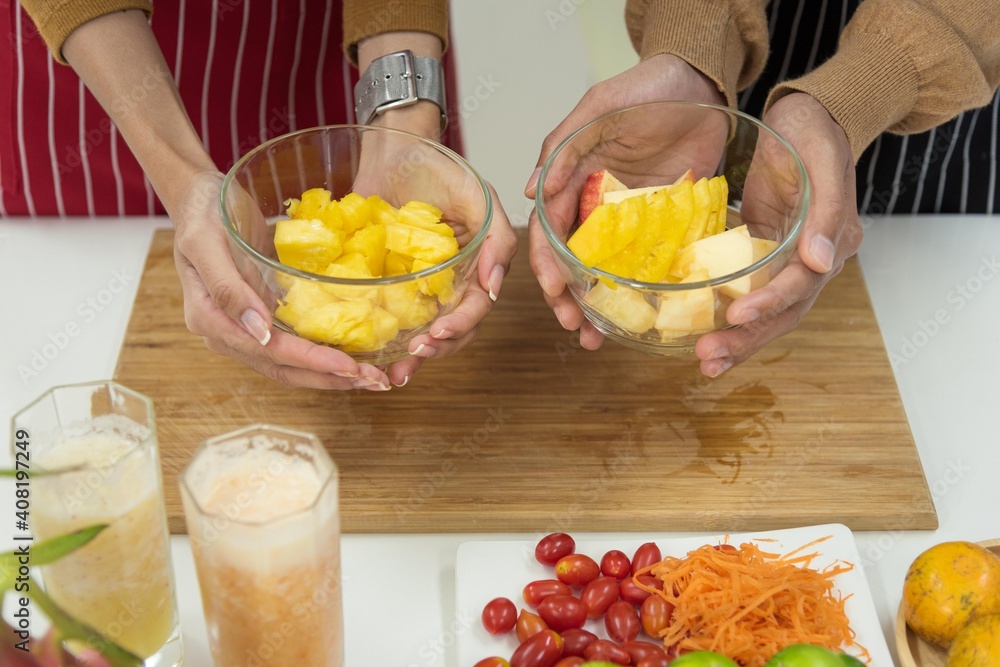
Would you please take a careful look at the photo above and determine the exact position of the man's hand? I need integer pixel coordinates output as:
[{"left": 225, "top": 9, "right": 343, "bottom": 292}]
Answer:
[{"left": 695, "top": 93, "right": 863, "bottom": 376}]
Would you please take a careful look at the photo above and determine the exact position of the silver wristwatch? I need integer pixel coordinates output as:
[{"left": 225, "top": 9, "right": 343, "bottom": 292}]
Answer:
[{"left": 354, "top": 50, "right": 447, "bottom": 128}]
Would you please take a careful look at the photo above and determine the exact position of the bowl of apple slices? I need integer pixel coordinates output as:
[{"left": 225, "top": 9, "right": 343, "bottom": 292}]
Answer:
[{"left": 534, "top": 100, "right": 810, "bottom": 355}]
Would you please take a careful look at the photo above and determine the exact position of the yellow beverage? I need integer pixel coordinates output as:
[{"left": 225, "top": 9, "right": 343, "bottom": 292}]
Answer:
[
  {"left": 33, "top": 431, "right": 177, "bottom": 659},
  {"left": 182, "top": 427, "right": 343, "bottom": 667}
]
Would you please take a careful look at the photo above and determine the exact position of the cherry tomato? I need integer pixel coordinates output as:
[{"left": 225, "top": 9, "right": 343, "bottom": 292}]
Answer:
[
  {"left": 624, "top": 640, "right": 668, "bottom": 664},
  {"left": 535, "top": 533, "right": 575, "bottom": 566},
  {"left": 537, "top": 594, "right": 587, "bottom": 632},
  {"left": 636, "top": 657, "right": 671, "bottom": 667},
  {"left": 630, "top": 542, "right": 662, "bottom": 576},
  {"left": 553, "top": 658, "right": 584, "bottom": 667},
  {"left": 600, "top": 549, "right": 632, "bottom": 579},
  {"left": 474, "top": 659, "right": 511, "bottom": 667},
  {"left": 559, "top": 628, "right": 598, "bottom": 657},
  {"left": 482, "top": 597, "right": 517, "bottom": 635},
  {"left": 555, "top": 554, "right": 601, "bottom": 588},
  {"left": 515, "top": 609, "right": 549, "bottom": 643},
  {"left": 580, "top": 576, "right": 620, "bottom": 619},
  {"left": 605, "top": 599, "right": 640, "bottom": 643},
  {"left": 523, "top": 579, "right": 574, "bottom": 608},
  {"left": 583, "top": 639, "right": 631, "bottom": 665},
  {"left": 619, "top": 574, "right": 661, "bottom": 605},
  {"left": 639, "top": 595, "right": 673, "bottom": 638},
  {"left": 510, "top": 629, "right": 564, "bottom": 667}
]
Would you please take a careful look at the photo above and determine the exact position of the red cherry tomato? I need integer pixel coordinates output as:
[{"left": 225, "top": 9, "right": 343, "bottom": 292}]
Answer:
[
  {"left": 553, "top": 658, "right": 585, "bottom": 667},
  {"left": 515, "top": 609, "right": 549, "bottom": 643},
  {"left": 630, "top": 542, "right": 662, "bottom": 576},
  {"left": 482, "top": 597, "right": 517, "bottom": 635},
  {"left": 600, "top": 549, "right": 632, "bottom": 579},
  {"left": 583, "top": 639, "right": 631, "bottom": 665},
  {"left": 510, "top": 629, "right": 564, "bottom": 667},
  {"left": 474, "top": 659, "right": 511, "bottom": 667},
  {"left": 560, "top": 628, "right": 598, "bottom": 657},
  {"left": 535, "top": 533, "right": 575, "bottom": 566},
  {"left": 523, "top": 579, "right": 574, "bottom": 608},
  {"left": 636, "top": 657, "right": 671, "bottom": 667},
  {"left": 639, "top": 595, "right": 673, "bottom": 638},
  {"left": 619, "top": 574, "right": 663, "bottom": 606},
  {"left": 624, "top": 640, "right": 668, "bottom": 663},
  {"left": 554, "top": 554, "right": 600, "bottom": 588},
  {"left": 580, "top": 576, "right": 619, "bottom": 619},
  {"left": 537, "top": 594, "right": 587, "bottom": 632},
  {"left": 605, "top": 599, "right": 640, "bottom": 643}
]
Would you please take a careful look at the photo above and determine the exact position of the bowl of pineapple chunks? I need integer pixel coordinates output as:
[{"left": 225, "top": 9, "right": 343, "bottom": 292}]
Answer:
[
  {"left": 220, "top": 125, "right": 492, "bottom": 363},
  {"left": 535, "top": 101, "right": 810, "bottom": 355}
]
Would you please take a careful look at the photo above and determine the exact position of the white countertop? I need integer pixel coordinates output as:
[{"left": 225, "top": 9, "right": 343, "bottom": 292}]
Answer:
[{"left": 1, "top": 214, "right": 998, "bottom": 666}]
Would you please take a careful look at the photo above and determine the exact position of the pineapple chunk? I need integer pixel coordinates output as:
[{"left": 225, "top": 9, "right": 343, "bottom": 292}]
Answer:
[
  {"left": 274, "top": 218, "right": 343, "bottom": 273},
  {"left": 295, "top": 299, "right": 373, "bottom": 347},
  {"left": 385, "top": 222, "right": 460, "bottom": 264},
  {"left": 381, "top": 282, "right": 439, "bottom": 329},
  {"left": 708, "top": 176, "right": 727, "bottom": 234},
  {"left": 294, "top": 188, "right": 332, "bottom": 220},
  {"left": 323, "top": 254, "right": 379, "bottom": 302},
  {"left": 385, "top": 250, "right": 414, "bottom": 276},
  {"left": 367, "top": 195, "right": 399, "bottom": 226},
  {"left": 344, "top": 224, "right": 387, "bottom": 276},
  {"left": 274, "top": 280, "right": 339, "bottom": 329},
  {"left": 681, "top": 178, "right": 713, "bottom": 247},
  {"left": 567, "top": 197, "right": 644, "bottom": 268},
  {"left": 371, "top": 306, "right": 400, "bottom": 346},
  {"left": 399, "top": 201, "right": 455, "bottom": 237},
  {"left": 338, "top": 193, "right": 372, "bottom": 234},
  {"left": 584, "top": 281, "right": 657, "bottom": 334},
  {"left": 634, "top": 183, "right": 695, "bottom": 282},
  {"left": 412, "top": 259, "right": 456, "bottom": 304}
]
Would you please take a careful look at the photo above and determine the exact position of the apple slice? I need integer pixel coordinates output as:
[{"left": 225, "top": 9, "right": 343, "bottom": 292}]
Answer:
[
  {"left": 749, "top": 236, "right": 780, "bottom": 290},
  {"left": 671, "top": 224, "right": 754, "bottom": 299},
  {"left": 578, "top": 170, "right": 627, "bottom": 223},
  {"left": 656, "top": 269, "right": 716, "bottom": 337},
  {"left": 584, "top": 281, "right": 657, "bottom": 333}
]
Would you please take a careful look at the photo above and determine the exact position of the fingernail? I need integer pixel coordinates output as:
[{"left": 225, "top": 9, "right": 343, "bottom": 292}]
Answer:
[
  {"left": 432, "top": 328, "right": 453, "bottom": 340},
  {"left": 355, "top": 377, "right": 390, "bottom": 391},
  {"left": 240, "top": 309, "right": 271, "bottom": 346},
  {"left": 488, "top": 265, "right": 505, "bottom": 302},
  {"left": 334, "top": 370, "right": 359, "bottom": 379},
  {"left": 393, "top": 374, "right": 410, "bottom": 388},
  {"left": 809, "top": 234, "right": 835, "bottom": 272},
  {"left": 736, "top": 308, "right": 760, "bottom": 324},
  {"left": 708, "top": 346, "right": 729, "bottom": 360},
  {"left": 524, "top": 167, "right": 541, "bottom": 196},
  {"left": 708, "top": 358, "right": 734, "bottom": 378},
  {"left": 412, "top": 343, "right": 437, "bottom": 358}
]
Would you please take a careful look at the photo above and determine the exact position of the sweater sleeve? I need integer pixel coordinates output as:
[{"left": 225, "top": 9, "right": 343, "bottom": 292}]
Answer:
[
  {"left": 20, "top": 0, "right": 152, "bottom": 64},
  {"left": 342, "top": 0, "right": 449, "bottom": 66},
  {"left": 765, "top": 0, "right": 1000, "bottom": 161},
  {"left": 624, "top": 0, "right": 770, "bottom": 108}
]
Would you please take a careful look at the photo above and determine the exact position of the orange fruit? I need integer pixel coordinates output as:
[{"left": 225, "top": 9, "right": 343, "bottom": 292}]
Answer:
[
  {"left": 946, "top": 614, "right": 1000, "bottom": 666},
  {"left": 903, "top": 541, "right": 1000, "bottom": 648}
]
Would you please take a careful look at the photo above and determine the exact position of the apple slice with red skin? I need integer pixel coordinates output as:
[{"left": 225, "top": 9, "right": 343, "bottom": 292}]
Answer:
[{"left": 578, "top": 170, "right": 627, "bottom": 223}]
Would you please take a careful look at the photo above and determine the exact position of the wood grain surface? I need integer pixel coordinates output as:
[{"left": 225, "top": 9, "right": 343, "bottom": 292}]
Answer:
[{"left": 115, "top": 229, "right": 937, "bottom": 534}]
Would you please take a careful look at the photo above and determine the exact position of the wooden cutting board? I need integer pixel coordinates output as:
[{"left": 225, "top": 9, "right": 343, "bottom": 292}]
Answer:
[{"left": 116, "top": 229, "right": 936, "bottom": 534}]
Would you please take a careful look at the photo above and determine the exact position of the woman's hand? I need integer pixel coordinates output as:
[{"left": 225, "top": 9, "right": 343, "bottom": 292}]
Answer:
[
  {"left": 695, "top": 93, "right": 862, "bottom": 376},
  {"left": 526, "top": 55, "right": 725, "bottom": 350}
]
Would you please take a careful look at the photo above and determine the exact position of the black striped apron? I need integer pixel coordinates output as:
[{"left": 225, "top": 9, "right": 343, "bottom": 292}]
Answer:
[{"left": 738, "top": 0, "right": 1000, "bottom": 215}]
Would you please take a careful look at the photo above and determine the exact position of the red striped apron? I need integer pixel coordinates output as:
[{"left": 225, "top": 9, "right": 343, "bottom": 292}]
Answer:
[{"left": 0, "top": 0, "right": 463, "bottom": 217}]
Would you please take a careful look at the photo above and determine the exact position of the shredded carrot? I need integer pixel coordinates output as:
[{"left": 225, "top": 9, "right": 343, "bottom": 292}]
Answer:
[{"left": 634, "top": 539, "right": 871, "bottom": 667}]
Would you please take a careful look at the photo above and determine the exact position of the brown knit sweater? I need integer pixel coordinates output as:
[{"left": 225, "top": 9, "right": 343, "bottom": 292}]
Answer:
[{"left": 20, "top": 0, "right": 1000, "bottom": 161}]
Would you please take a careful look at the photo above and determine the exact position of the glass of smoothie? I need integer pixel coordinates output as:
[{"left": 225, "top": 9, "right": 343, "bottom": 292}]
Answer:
[
  {"left": 180, "top": 424, "right": 343, "bottom": 667},
  {"left": 11, "top": 381, "right": 182, "bottom": 666}
]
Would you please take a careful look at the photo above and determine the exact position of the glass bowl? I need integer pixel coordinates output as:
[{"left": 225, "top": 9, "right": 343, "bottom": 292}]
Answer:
[
  {"left": 221, "top": 125, "right": 492, "bottom": 364},
  {"left": 535, "top": 101, "right": 810, "bottom": 355}
]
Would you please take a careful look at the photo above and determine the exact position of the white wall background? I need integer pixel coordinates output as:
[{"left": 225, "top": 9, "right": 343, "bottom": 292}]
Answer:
[{"left": 450, "top": 0, "right": 637, "bottom": 227}]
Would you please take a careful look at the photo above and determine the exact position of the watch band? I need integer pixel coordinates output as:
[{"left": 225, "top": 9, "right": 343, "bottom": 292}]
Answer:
[{"left": 354, "top": 50, "right": 447, "bottom": 128}]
